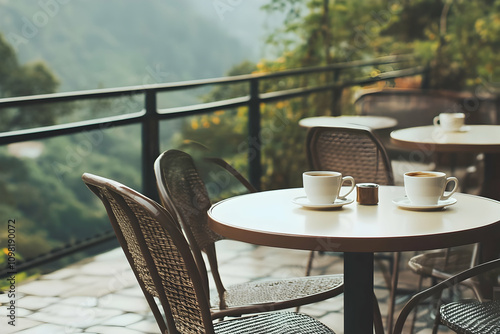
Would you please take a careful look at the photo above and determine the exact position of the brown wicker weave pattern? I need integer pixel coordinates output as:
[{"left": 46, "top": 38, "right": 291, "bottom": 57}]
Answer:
[
  {"left": 219, "top": 276, "right": 344, "bottom": 306},
  {"left": 103, "top": 188, "right": 158, "bottom": 298},
  {"left": 159, "top": 150, "right": 224, "bottom": 251},
  {"left": 440, "top": 299, "right": 500, "bottom": 334},
  {"left": 307, "top": 126, "right": 394, "bottom": 185},
  {"left": 123, "top": 197, "right": 205, "bottom": 333},
  {"left": 213, "top": 311, "right": 335, "bottom": 333},
  {"left": 84, "top": 175, "right": 206, "bottom": 333}
]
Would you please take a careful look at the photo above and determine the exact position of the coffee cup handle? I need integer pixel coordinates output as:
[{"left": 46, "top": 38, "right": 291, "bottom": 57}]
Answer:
[
  {"left": 338, "top": 176, "right": 355, "bottom": 200},
  {"left": 433, "top": 116, "right": 440, "bottom": 126},
  {"left": 440, "top": 177, "right": 458, "bottom": 201}
]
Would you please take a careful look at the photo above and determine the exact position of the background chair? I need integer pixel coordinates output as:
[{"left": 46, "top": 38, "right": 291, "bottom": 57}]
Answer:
[
  {"left": 305, "top": 124, "right": 399, "bottom": 330},
  {"left": 82, "top": 172, "right": 337, "bottom": 334},
  {"left": 393, "top": 257, "right": 500, "bottom": 334},
  {"left": 405, "top": 244, "right": 481, "bottom": 333},
  {"left": 154, "top": 149, "right": 352, "bottom": 319}
]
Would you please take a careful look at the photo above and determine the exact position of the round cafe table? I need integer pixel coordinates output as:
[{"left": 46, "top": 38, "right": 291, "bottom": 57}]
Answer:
[
  {"left": 207, "top": 186, "right": 500, "bottom": 333},
  {"left": 390, "top": 125, "right": 500, "bottom": 200},
  {"left": 299, "top": 115, "right": 397, "bottom": 130}
]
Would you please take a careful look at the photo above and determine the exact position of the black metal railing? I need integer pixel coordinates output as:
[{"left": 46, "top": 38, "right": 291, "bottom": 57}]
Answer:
[{"left": 0, "top": 54, "right": 427, "bottom": 277}]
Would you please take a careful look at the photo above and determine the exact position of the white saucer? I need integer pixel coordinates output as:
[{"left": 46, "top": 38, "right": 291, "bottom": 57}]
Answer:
[
  {"left": 439, "top": 125, "right": 470, "bottom": 133},
  {"left": 292, "top": 196, "right": 354, "bottom": 209},
  {"left": 392, "top": 197, "right": 457, "bottom": 211}
]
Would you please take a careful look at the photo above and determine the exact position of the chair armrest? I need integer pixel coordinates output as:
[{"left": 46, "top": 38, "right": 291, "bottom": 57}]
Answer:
[
  {"left": 203, "top": 157, "right": 257, "bottom": 193},
  {"left": 393, "top": 257, "right": 500, "bottom": 334}
]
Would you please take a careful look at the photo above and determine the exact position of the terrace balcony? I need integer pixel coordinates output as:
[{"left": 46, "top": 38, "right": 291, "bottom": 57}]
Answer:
[{"left": 0, "top": 55, "right": 494, "bottom": 333}]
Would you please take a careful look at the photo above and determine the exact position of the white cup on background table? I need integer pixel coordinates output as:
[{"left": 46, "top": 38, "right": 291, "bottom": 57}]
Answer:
[{"left": 433, "top": 113, "right": 465, "bottom": 132}]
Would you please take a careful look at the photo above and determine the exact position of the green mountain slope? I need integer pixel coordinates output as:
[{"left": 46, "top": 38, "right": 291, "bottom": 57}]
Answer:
[{"left": 0, "top": 0, "right": 251, "bottom": 92}]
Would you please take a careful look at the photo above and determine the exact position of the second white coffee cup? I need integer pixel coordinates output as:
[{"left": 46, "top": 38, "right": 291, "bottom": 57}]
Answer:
[
  {"left": 303, "top": 171, "right": 355, "bottom": 204},
  {"left": 433, "top": 112, "right": 465, "bottom": 132},
  {"left": 404, "top": 171, "right": 458, "bottom": 206}
]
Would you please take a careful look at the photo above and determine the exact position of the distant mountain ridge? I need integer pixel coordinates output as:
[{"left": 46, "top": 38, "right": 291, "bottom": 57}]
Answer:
[{"left": 0, "top": 0, "right": 253, "bottom": 93}]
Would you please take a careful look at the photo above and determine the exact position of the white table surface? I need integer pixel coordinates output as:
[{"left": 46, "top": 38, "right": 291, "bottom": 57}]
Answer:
[
  {"left": 208, "top": 186, "right": 500, "bottom": 253},
  {"left": 390, "top": 125, "right": 500, "bottom": 152},
  {"left": 299, "top": 115, "right": 398, "bottom": 130}
]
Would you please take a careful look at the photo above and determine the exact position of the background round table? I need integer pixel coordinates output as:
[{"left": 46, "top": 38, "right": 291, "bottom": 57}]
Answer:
[
  {"left": 390, "top": 125, "right": 500, "bottom": 201},
  {"left": 299, "top": 115, "right": 398, "bottom": 130}
]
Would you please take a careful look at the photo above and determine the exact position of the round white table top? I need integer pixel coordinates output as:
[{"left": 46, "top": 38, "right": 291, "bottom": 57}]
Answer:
[
  {"left": 299, "top": 115, "right": 398, "bottom": 130},
  {"left": 208, "top": 186, "right": 500, "bottom": 253},
  {"left": 390, "top": 125, "right": 500, "bottom": 153}
]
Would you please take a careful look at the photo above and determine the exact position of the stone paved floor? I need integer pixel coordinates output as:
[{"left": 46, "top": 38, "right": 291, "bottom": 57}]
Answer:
[{"left": 0, "top": 241, "right": 461, "bottom": 334}]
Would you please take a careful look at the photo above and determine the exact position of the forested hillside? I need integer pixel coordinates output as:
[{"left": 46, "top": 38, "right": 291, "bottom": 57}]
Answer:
[
  {"left": 0, "top": 0, "right": 267, "bottom": 279},
  {"left": 0, "top": 0, "right": 253, "bottom": 93}
]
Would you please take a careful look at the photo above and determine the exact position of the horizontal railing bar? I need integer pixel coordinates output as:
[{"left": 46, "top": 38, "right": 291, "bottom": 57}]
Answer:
[
  {"left": 0, "top": 66, "right": 427, "bottom": 144},
  {"left": 260, "top": 83, "right": 339, "bottom": 102},
  {"left": 0, "top": 111, "right": 144, "bottom": 145},
  {"left": 0, "top": 55, "right": 416, "bottom": 108},
  {"left": 158, "top": 96, "right": 250, "bottom": 117}
]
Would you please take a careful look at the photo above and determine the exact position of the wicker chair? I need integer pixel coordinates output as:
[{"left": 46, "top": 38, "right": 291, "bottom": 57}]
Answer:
[
  {"left": 406, "top": 245, "right": 482, "bottom": 333},
  {"left": 82, "top": 173, "right": 337, "bottom": 334},
  {"left": 393, "top": 258, "right": 500, "bottom": 334},
  {"left": 153, "top": 150, "right": 352, "bottom": 318},
  {"left": 305, "top": 125, "right": 399, "bottom": 331}
]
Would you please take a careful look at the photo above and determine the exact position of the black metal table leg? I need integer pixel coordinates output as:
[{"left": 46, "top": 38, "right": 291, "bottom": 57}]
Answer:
[{"left": 344, "top": 252, "right": 375, "bottom": 333}]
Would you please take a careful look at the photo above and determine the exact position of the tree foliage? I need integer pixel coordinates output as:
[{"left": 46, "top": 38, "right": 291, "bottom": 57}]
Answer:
[{"left": 179, "top": 0, "right": 500, "bottom": 193}]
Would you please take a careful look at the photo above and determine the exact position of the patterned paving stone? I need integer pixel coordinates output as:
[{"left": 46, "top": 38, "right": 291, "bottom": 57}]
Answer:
[
  {"left": 17, "top": 296, "right": 60, "bottom": 311},
  {"left": 85, "top": 325, "right": 145, "bottom": 333},
  {"left": 17, "top": 280, "right": 78, "bottom": 297},
  {"left": 10, "top": 243, "right": 458, "bottom": 334},
  {"left": 100, "top": 313, "right": 144, "bottom": 326}
]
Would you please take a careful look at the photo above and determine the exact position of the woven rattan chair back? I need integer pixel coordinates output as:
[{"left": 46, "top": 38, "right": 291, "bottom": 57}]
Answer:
[
  {"left": 154, "top": 149, "right": 228, "bottom": 307},
  {"left": 82, "top": 173, "right": 213, "bottom": 334},
  {"left": 306, "top": 125, "right": 394, "bottom": 185}
]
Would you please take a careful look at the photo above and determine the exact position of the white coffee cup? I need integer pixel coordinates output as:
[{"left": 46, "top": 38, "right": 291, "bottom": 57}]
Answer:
[
  {"left": 303, "top": 171, "right": 355, "bottom": 204},
  {"left": 433, "top": 113, "right": 465, "bottom": 132},
  {"left": 404, "top": 171, "right": 458, "bottom": 205}
]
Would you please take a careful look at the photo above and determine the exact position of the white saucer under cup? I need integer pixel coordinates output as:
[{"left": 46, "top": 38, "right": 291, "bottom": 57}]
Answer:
[
  {"left": 392, "top": 197, "right": 457, "bottom": 211},
  {"left": 292, "top": 196, "right": 354, "bottom": 209}
]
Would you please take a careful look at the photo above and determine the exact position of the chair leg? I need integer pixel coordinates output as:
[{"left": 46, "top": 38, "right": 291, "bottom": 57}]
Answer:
[
  {"left": 409, "top": 274, "right": 425, "bottom": 333},
  {"left": 373, "top": 292, "right": 385, "bottom": 334},
  {"left": 305, "top": 250, "right": 315, "bottom": 276},
  {"left": 387, "top": 252, "right": 401, "bottom": 334},
  {"left": 431, "top": 301, "right": 443, "bottom": 334}
]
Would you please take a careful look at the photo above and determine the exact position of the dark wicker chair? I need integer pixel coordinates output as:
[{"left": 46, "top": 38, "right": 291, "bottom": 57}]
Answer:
[
  {"left": 406, "top": 245, "right": 482, "bottom": 333},
  {"left": 305, "top": 125, "right": 399, "bottom": 330},
  {"left": 153, "top": 150, "right": 349, "bottom": 317},
  {"left": 393, "top": 258, "right": 500, "bottom": 334},
  {"left": 82, "top": 172, "right": 337, "bottom": 334}
]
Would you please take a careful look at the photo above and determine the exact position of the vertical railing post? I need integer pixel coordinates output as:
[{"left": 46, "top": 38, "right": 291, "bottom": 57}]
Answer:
[
  {"left": 142, "top": 89, "right": 160, "bottom": 201},
  {"left": 248, "top": 78, "right": 261, "bottom": 190},
  {"left": 331, "top": 68, "right": 342, "bottom": 116}
]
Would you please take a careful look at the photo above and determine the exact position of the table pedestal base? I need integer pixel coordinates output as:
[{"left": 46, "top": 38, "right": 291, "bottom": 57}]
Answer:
[{"left": 344, "top": 252, "right": 374, "bottom": 333}]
